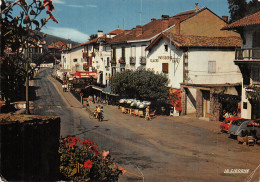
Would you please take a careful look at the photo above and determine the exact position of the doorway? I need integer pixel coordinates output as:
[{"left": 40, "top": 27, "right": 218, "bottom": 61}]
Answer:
[{"left": 202, "top": 90, "right": 210, "bottom": 118}]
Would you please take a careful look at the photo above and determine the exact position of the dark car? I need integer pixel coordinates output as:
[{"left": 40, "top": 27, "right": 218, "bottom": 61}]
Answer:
[
  {"left": 228, "top": 119, "right": 250, "bottom": 137},
  {"left": 240, "top": 119, "right": 260, "bottom": 138}
]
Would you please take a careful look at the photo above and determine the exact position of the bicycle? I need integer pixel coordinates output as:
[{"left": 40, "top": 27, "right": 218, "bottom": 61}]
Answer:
[
  {"left": 97, "top": 112, "right": 104, "bottom": 121},
  {"left": 89, "top": 112, "right": 95, "bottom": 119}
]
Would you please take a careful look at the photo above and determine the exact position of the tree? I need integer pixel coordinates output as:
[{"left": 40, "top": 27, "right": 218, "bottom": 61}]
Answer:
[
  {"left": 110, "top": 69, "right": 169, "bottom": 103},
  {"left": 227, "top": 0, "right": 247, "bottom": 22},
  {"left": 1, "top": 0, "right": 58, "bottom": 106},
  {"left": 228, "top": 0, "right": 260, "bottom": 22},
  {"left": 246, "top": 0, "right": 260, "bottom": 16},
  {"left": 89, "top": 34, "right": 97, "bottom": 41}
]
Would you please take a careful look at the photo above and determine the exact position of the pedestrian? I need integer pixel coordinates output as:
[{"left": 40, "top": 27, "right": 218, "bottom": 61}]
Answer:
[
  {"left": 145, "top": 106, "right": 151, "bottom": 121},
  {"left": 94, "top": 106, "right": 98, "bottom": 118},
  {"left": 62, "top": 84, "right": 65, "bottom": 92},
  {"left": 67, "top": 82, "right": 69, "bottom": 92},
  {"left": 94, "top": 95, "right": 96, "bottom": 103}
]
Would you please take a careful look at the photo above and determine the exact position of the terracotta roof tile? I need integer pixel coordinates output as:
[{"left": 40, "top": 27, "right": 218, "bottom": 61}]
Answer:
[
  {"left": 172, "top": 34, "right": 241, "bottom": 48},
  {"left": 222, "top": 11, "right": 260, "bottom": 30},
  {"left": 109, "top": 9, "right": 199, "bottom": 44},
  {"left": 146, "top": 33, "right": 241, "bottom": 50},
  {"left": 70, "top": 29, "right": 124, "bottom": 50},
  {"left": 48, "top": 41, "right": 68, "bottom": 49}
]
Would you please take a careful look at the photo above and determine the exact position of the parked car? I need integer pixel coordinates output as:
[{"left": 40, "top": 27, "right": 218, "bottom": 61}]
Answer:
[
  {"left": 220, "top": 117, "right": 243, "bottom": 132},
  {"left": 228, "top": 119, "right": 250, "bottom": 137},
  {"left": 240, "top": 119, "right": 260, "bottom": 138}
]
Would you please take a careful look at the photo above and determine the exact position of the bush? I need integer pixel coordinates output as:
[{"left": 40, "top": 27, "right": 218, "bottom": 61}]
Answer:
[{"left": 59, "top": 136, "right": 123, "bottom": 181}]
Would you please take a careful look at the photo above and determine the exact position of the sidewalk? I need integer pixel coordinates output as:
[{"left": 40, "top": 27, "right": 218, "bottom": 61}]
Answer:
[{"left": 85, "top": 101, "right": 221, "bottom": 133}]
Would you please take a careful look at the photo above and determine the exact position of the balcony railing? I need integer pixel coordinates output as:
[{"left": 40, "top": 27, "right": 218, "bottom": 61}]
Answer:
[
  {"left": 235, "top": 48, "right": 260, "bottom": 60},
  {"left": 130, "top": 57, "right": 136, "bottom": 64},
  {"left": 140, "top": 56, "right": 146, "bottom": 65}
]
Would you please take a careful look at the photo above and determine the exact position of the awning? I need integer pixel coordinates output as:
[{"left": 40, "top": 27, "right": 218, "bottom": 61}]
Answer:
[
  {"left": 91, "top": 85, "right": 104, "bottom": 91},
  {"left": 102, "top": 85, "right": 119, "bottom": 96}
]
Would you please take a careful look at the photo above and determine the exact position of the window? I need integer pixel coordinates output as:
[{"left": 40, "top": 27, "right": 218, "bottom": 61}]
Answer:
[
  {"left": 208, "top": 61, "right": 216, "bottom": 73},
  {"left": 131, "top": 46, "right": 136, "bottom": 57},
  {"left": 162, "top": 63, "right": 168, "bottom": 73},
  {"left": 112, "top": 48, "right": 116, "bottom": 60},
  {"left": 73, "top": 59, "right": 77, "bottom": 62},
  {"left": 253, "top": 32, "right": 260, "bottom": 48},
  {"left": 164, "top": 45, "right": 168, "bottom": 52},
  {"left": 122, "top": 47, "right": 125, "bottom": 60},
  {"left": 252, "top": 67, "right": 260, "bottom": 82},
  {"left": 141, "top": 45, "right": 146, "bottom": 57},
  {"left": 107, "top": 57, "right": 109, "bottom": 66}
]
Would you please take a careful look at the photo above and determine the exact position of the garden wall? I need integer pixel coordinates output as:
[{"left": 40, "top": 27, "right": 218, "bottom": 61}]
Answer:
[{"left": 0, "top": 114, "right": 60, "bottom": 181}]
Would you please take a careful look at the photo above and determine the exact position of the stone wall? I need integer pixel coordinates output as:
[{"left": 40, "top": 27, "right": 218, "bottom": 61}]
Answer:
[
  {"left": 196, "top": 89, "right": 203, "bottom": 117},
  {"left": 0, "top": 114, "right": 61, "bottom": 181}
]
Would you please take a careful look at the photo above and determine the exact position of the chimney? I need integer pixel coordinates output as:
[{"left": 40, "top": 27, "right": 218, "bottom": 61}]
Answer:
[
  {"left": 162, "top": 15, "right": 169, "bottom": 28},
  {"left": 151, "top": 18, "right": 156, "bottom": 22},
  {"left": 135, "top": 25, "right": 142, "bottom": 37},
  {"left": 97, "top": 30, "right": 103, "bottom": 38},
  {"left": 222, "top": 16, "right": 228, "bottom": 23},
  {"left": 175, "top": 17, "right": 181, "bottom": 35},
  {"left": 195, "top": 3, "right": 199, "bottom": 11},
  {"left": 161, "top": 15, "right": 169, "bottom": 19}
]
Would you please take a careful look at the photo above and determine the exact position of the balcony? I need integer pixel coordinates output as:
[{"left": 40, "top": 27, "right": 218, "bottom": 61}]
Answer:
[
  {"left": 130, "top": 57, "right": 136, "bottom": 64},
  {"left": 140, "top": 56, "right": 146, "bottom": 65},
  {"left": 119, "top": 57, "right": 126, "bottom": 64},
  {"left": 235, "top": 48, "right": 260, "bottom": 60}
]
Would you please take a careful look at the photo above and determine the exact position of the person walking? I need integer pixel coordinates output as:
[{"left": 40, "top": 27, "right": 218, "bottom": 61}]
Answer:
[
  {"left": 66, "top": 82, "right": 69, "bottom": 92},
  {"left": 145, "top": 106, "right": 151, "bottom": 121},
  {"left": 62, "top": 84, "right": 66, "bottom": 92},
  {"left": 94, "top": 95, "right": 96, "bottom": 104}
]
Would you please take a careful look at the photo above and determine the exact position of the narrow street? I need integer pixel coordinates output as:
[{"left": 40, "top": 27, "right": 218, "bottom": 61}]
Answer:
[{"left": 31, "top": 68, "right": 260, "bottom": 182}]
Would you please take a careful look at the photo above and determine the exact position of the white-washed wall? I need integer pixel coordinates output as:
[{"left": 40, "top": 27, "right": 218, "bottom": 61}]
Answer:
[
  {"left": 187, "top": 49, "right": 242, "bottom": 85},
  {"left": 146, "top": 39, "right": 183, "bottom": 88}
]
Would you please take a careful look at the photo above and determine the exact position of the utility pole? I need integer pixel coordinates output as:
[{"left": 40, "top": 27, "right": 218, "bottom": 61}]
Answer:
[{"left": 26, "top": 57, "right": 30, "bottom": 114}]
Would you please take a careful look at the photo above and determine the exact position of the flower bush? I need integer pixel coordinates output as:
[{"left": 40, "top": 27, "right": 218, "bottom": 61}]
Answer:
[{"left": 59, "top": 136, "right": 123, "bottom": 181}]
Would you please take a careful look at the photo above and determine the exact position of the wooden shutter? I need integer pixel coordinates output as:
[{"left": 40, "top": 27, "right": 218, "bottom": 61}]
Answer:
[
  {"left": 208, "top": 61, "right": 216, "bottom": 73},
  {"left": 162, "top": 63, "right": 168, "bottom": 73}
]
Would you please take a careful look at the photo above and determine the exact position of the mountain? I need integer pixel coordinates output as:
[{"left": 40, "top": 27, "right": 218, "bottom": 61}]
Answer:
[{"left": 38, "top": 32, "right": 79, "bottom": 46}]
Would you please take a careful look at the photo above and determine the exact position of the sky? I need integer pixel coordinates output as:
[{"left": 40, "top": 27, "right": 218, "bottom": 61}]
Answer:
[{"left": 41, "top": 0, "right": 232, "bottom": 43}]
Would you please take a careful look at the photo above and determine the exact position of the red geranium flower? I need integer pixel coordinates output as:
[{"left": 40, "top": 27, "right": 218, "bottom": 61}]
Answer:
[
  {"left": 69, "top": 142, "right": 76, "bottom": 148},
  {"left": 102, "top": 150, "right": 109, "bottom": 158},
  {"left": 84, "top": 160, "right": 94, "bottom": 169}
]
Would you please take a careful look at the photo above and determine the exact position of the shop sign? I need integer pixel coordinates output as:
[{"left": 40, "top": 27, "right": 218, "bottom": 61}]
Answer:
[
  {"left": 76, "top": 72, "right": 97, "bottom": 78},
  {"left": 150, "top": 56, "right": 180, "bottom": 63}
]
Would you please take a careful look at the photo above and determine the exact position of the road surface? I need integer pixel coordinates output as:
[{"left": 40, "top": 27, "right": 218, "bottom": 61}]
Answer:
[{"left": 31, "top": 68, "right": 260, "bottom": 182}]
